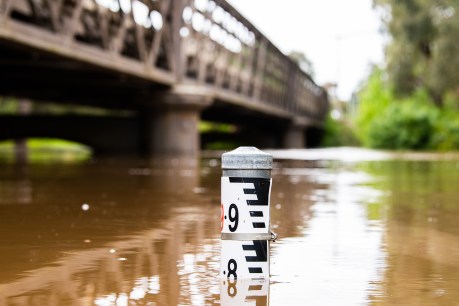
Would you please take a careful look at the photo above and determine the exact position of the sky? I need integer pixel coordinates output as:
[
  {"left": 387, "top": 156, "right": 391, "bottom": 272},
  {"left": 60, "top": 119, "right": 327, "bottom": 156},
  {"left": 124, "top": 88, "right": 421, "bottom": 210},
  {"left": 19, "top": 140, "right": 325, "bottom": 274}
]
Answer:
[{"left": 227, "top": 0, "right": 386, "bottom": 101}]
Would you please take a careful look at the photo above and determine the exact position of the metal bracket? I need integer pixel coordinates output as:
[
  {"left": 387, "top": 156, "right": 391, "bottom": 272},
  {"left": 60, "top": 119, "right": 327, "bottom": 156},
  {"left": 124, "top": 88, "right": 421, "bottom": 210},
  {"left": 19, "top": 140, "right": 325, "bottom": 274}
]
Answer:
[{"left": 221, "top": 230, "right": 278, "bottom": 242}]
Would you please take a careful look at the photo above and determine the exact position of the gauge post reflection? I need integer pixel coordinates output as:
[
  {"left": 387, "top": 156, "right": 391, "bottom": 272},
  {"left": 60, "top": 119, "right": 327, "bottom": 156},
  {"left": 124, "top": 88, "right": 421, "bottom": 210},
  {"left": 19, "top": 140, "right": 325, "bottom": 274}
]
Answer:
[{"left": 220, "top": 278, "right": 269, "bottom": 306}]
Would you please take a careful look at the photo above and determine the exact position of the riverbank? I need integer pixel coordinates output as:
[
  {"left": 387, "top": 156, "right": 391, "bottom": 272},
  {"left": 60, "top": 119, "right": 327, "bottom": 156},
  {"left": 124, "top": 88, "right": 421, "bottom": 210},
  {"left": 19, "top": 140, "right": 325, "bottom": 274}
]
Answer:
[
  {"left": 0, "top": 138, "right": 91, "bottom": 163},
  {"left": 202, "top": 147, "right": 459, "bottom": 162}
]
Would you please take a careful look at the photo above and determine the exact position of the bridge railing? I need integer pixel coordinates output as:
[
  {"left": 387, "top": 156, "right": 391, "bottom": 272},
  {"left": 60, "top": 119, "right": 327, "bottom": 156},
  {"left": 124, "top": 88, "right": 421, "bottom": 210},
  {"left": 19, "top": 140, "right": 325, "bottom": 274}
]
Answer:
[
  {"left": 1, "top": 0, "right": 329, "bottom": 123},
  {"left": 181, "top": 0, "right": 329, "bottom": 121}
]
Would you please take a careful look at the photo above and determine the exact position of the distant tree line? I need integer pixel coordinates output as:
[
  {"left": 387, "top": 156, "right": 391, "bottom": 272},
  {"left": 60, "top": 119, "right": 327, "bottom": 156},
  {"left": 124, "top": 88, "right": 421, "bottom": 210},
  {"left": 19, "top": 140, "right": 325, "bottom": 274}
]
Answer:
[
  {"left": 375, "top": 0, "right": 459, "bottom": 108},
  {"left": 351, "top": 0, "right": 459, "bottom": 150}
]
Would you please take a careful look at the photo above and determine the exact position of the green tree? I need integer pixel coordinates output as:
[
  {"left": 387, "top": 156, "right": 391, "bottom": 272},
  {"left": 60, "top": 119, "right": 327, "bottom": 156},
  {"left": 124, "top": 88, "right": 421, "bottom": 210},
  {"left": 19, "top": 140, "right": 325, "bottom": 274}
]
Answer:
[
  {"left": 355, "top": 66, "right": 459, "bottom": 150},
  {"left": 355, "top": 68, "right": 393, "bottom": 146},
  {"left": 374, "top": 0, "right": 459, "bottom": 107}
]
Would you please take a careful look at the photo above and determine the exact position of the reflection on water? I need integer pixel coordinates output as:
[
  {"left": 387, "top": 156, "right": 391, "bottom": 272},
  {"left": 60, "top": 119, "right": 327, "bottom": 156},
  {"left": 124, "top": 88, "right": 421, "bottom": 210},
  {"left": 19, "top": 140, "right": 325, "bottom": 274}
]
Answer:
[
  {"left": 1, "top": 149, "right": 459, "bottom": 305},
  {"left": 0, "top": 158, "right": 222, "bottom": 305},
  {"left": 270, "top": 163, "right": 386, "bottom": 305},
  {"left": 361, "top": 160, "right": 459, "bottom": 305},
  {"left": 220, "top": 278, "right": 269, "bottom": 305}
]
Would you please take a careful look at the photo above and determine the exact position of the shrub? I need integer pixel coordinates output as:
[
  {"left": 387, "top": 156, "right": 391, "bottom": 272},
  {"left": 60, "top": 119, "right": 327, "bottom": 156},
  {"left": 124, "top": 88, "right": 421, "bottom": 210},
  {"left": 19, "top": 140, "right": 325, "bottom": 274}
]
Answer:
[
  {"left": 321, "top": 115, "right": 359, "bottom": 147},
  {"left": 355, "top": 69, "right": 393, "bottom": 146},
  {"left": 355, "top": 68, "right": 459, "bottom": 151},
  {"left": 367, "top": 102, "right": 436, "bottom": 149},
  {"left": 430, "top": 111, "right": 459, "bottom": 150}
]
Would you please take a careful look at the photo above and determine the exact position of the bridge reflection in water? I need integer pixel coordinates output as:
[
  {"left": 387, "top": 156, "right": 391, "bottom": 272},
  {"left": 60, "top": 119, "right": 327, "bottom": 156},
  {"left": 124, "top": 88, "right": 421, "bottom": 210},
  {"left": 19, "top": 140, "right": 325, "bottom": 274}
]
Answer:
[
  {"left": 0, "top": 208, "right": 220, "bottom": 305},
  {"left": 0, "top": 158, "right": 216, "bottom": 305},
  {"left": 2, "top": 151, "right": 459, "bottom": 304},
  {"left": 0, "top": 157, "right": 316, "bottom": 305},
  {"left": 0, "top": 156, "right": 320, "bottom": 305}
]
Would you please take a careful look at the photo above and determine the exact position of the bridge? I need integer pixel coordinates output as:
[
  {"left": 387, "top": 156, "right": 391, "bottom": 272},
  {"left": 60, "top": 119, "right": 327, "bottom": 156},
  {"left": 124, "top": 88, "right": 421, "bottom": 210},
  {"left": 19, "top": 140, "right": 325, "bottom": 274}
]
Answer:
[{"left": 0, "top": 0, "right": 329, "bottom": 157}]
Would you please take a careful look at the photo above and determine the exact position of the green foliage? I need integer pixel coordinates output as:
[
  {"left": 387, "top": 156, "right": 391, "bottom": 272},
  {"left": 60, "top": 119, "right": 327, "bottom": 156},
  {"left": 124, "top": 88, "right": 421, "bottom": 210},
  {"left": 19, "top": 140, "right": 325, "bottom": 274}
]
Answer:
[
  {"left": 430, "top": 110, "right": 459, "bottom": 150},
  {"left": 0, "top": 97, "right": 133, "bottom": 116},
  {"left": 199, "top": 121, "right": 240, "bottom": 150},
  {"left": 374, "top": 0, "right": 459, "bottom": 106},
  {"left": 367, "top": 101, "right": 436, "bottom": 149},
  {"left": 199, "top": 121, "right": 237, "bottom": 133},
  {"left": 203, "top": 141, "right": 241, "bottom": 150},
  {"left": 321, "top": 115, "right": 359, "bottom": 147},
  {"left": 355, "top": 69, "right": 393, "bottom": 146},
  {"left": 28, "top": 138, "right": 91, "bottom": 152},
  {"left": 356, "top": 68, "right": 459, "bottom": 151},
  {"left": 358, "top": 1, "right": 459, "bottom": 149},
  {"left": 0, "top": 138, "right": 92, "bottom": 163},
  {"left": 0, "top": 97, "right": 19, "bottom": 114}
]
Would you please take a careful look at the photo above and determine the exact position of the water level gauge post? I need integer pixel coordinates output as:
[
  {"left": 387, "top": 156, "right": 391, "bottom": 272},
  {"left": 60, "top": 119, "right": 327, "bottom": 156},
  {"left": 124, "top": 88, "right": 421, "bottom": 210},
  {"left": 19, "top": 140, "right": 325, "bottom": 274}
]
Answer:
[{"left": 220, "top": 146, "right": 275, "bottom": 280}]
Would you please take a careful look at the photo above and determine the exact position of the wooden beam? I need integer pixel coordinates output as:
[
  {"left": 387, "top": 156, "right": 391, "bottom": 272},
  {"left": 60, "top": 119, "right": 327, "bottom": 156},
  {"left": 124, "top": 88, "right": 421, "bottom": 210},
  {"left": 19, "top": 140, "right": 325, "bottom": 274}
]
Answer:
[
  {"left": 214, "top": 46, "right": 229, "bottom": 88},
  {"left": 253, "top": 39, "right": 267, "bottom": 100},
  {"left": 135, "top": 23, "right": 147, "bottom": 62},
  {"left": 96, "top": 3, "right": 111, "bottom": 50},
  {"left": 171, "top": 0, "right": 186, "bottom": 80},
  {"left": 241, "top": 45, "right": 255, "bottom": 96},
  {"left": 44, "top": 0, "right": 64, "bottom": 32},
  {"left": 0, "top": 19, "right": 175, "bottom": 83},
  {"left": 111, "top": 9, "right": 131, "bottom": 54},
  {"left": 197, "top": 35, "right": 209, "bottom": 83},
  {"left": 63, "top": 0, "right": 84, "bottom": 44},
  {"left": 147, "top": 25, "right": 163, "bottom": 67},
  {"left": 149, "top": 0, "right": 170, "bottom": 65},
  {"left": 146, "top": 0, "right": 170, "bottom": 67},
  {"left": 0, "top": 0, "right": 14, "bottom": 19}
]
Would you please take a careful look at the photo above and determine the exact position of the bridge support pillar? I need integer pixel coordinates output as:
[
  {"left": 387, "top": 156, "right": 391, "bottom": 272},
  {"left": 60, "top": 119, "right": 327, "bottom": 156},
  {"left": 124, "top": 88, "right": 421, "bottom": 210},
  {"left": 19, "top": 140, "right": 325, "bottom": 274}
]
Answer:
[
  {"left": 283, "top": 125, "right": 306, "bottom": 148},
  {"left": 142, "top": 92, "right": 212, "bottom": 158}
]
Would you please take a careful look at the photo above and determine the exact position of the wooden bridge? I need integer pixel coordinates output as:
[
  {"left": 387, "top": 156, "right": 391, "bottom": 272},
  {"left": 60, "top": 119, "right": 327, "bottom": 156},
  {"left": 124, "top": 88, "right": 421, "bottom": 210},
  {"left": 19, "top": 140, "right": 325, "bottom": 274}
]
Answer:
[{"left": 0, "top": 0, "right": 329, "bottom": 156}]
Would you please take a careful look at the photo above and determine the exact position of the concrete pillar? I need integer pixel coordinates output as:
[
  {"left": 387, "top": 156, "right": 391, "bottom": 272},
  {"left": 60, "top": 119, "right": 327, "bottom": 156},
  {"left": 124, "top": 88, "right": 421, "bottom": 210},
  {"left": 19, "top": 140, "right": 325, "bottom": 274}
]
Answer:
[
  {"left": 148, "top": 107, "right": 200, "bottom": 157},
  {"left": 142, "top": 92, "right": 212, "bottom": 158},
  {"left": 283, "top": 125, "right": 306, "bottom": 148}
]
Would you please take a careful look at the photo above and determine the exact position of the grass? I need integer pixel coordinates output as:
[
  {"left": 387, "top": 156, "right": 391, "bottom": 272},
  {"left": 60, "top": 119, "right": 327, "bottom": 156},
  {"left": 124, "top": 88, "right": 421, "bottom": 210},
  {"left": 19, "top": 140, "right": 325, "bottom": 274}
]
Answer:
[{"left": 0, "top": 138, "right": 92, "bottom": 163}]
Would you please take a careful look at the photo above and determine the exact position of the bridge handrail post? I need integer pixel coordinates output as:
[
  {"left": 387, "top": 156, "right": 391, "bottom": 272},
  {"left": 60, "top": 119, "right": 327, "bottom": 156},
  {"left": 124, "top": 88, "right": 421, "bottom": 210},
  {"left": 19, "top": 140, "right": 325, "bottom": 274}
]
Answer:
[{"left": 171, "top": 0, "right": 186, "bottom": 81}]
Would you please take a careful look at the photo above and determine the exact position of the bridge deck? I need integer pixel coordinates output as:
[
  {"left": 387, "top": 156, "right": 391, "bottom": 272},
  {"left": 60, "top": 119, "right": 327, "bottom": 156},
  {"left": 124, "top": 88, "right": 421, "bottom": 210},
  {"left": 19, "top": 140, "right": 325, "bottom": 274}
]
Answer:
[{"left": 0, "top": 0, "right": 328, "bottom": 126}]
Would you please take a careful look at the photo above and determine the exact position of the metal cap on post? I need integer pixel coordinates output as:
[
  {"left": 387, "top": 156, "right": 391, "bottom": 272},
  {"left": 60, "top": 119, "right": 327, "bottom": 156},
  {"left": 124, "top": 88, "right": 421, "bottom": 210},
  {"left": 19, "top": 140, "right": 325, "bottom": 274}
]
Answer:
[
  {"left": 220, "top": 146, "right": 275, "bottom": 281},
  {"left": 222, "top": 146, "right": 272, "bottom": 179}
]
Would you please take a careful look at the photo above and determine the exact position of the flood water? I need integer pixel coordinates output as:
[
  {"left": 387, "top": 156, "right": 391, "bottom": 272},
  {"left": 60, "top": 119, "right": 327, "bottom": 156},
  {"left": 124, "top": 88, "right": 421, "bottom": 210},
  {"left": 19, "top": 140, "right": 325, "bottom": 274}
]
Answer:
[{"left": 1, "top": 148, "right": 459, "bottom": 305}]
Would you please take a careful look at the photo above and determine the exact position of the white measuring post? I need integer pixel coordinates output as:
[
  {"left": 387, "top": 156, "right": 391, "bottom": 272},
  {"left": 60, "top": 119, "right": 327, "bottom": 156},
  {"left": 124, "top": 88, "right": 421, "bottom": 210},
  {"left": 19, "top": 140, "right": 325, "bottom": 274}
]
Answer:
[{"left": 220, "top": 146, "right": 276, "bottom": 280}]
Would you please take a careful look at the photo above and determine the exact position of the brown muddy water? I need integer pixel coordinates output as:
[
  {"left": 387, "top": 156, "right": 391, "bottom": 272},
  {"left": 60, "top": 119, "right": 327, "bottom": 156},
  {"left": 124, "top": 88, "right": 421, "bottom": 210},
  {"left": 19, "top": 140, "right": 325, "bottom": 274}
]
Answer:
[{"left": 1, "top": 148, "right": 459, "bottom": 305}]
